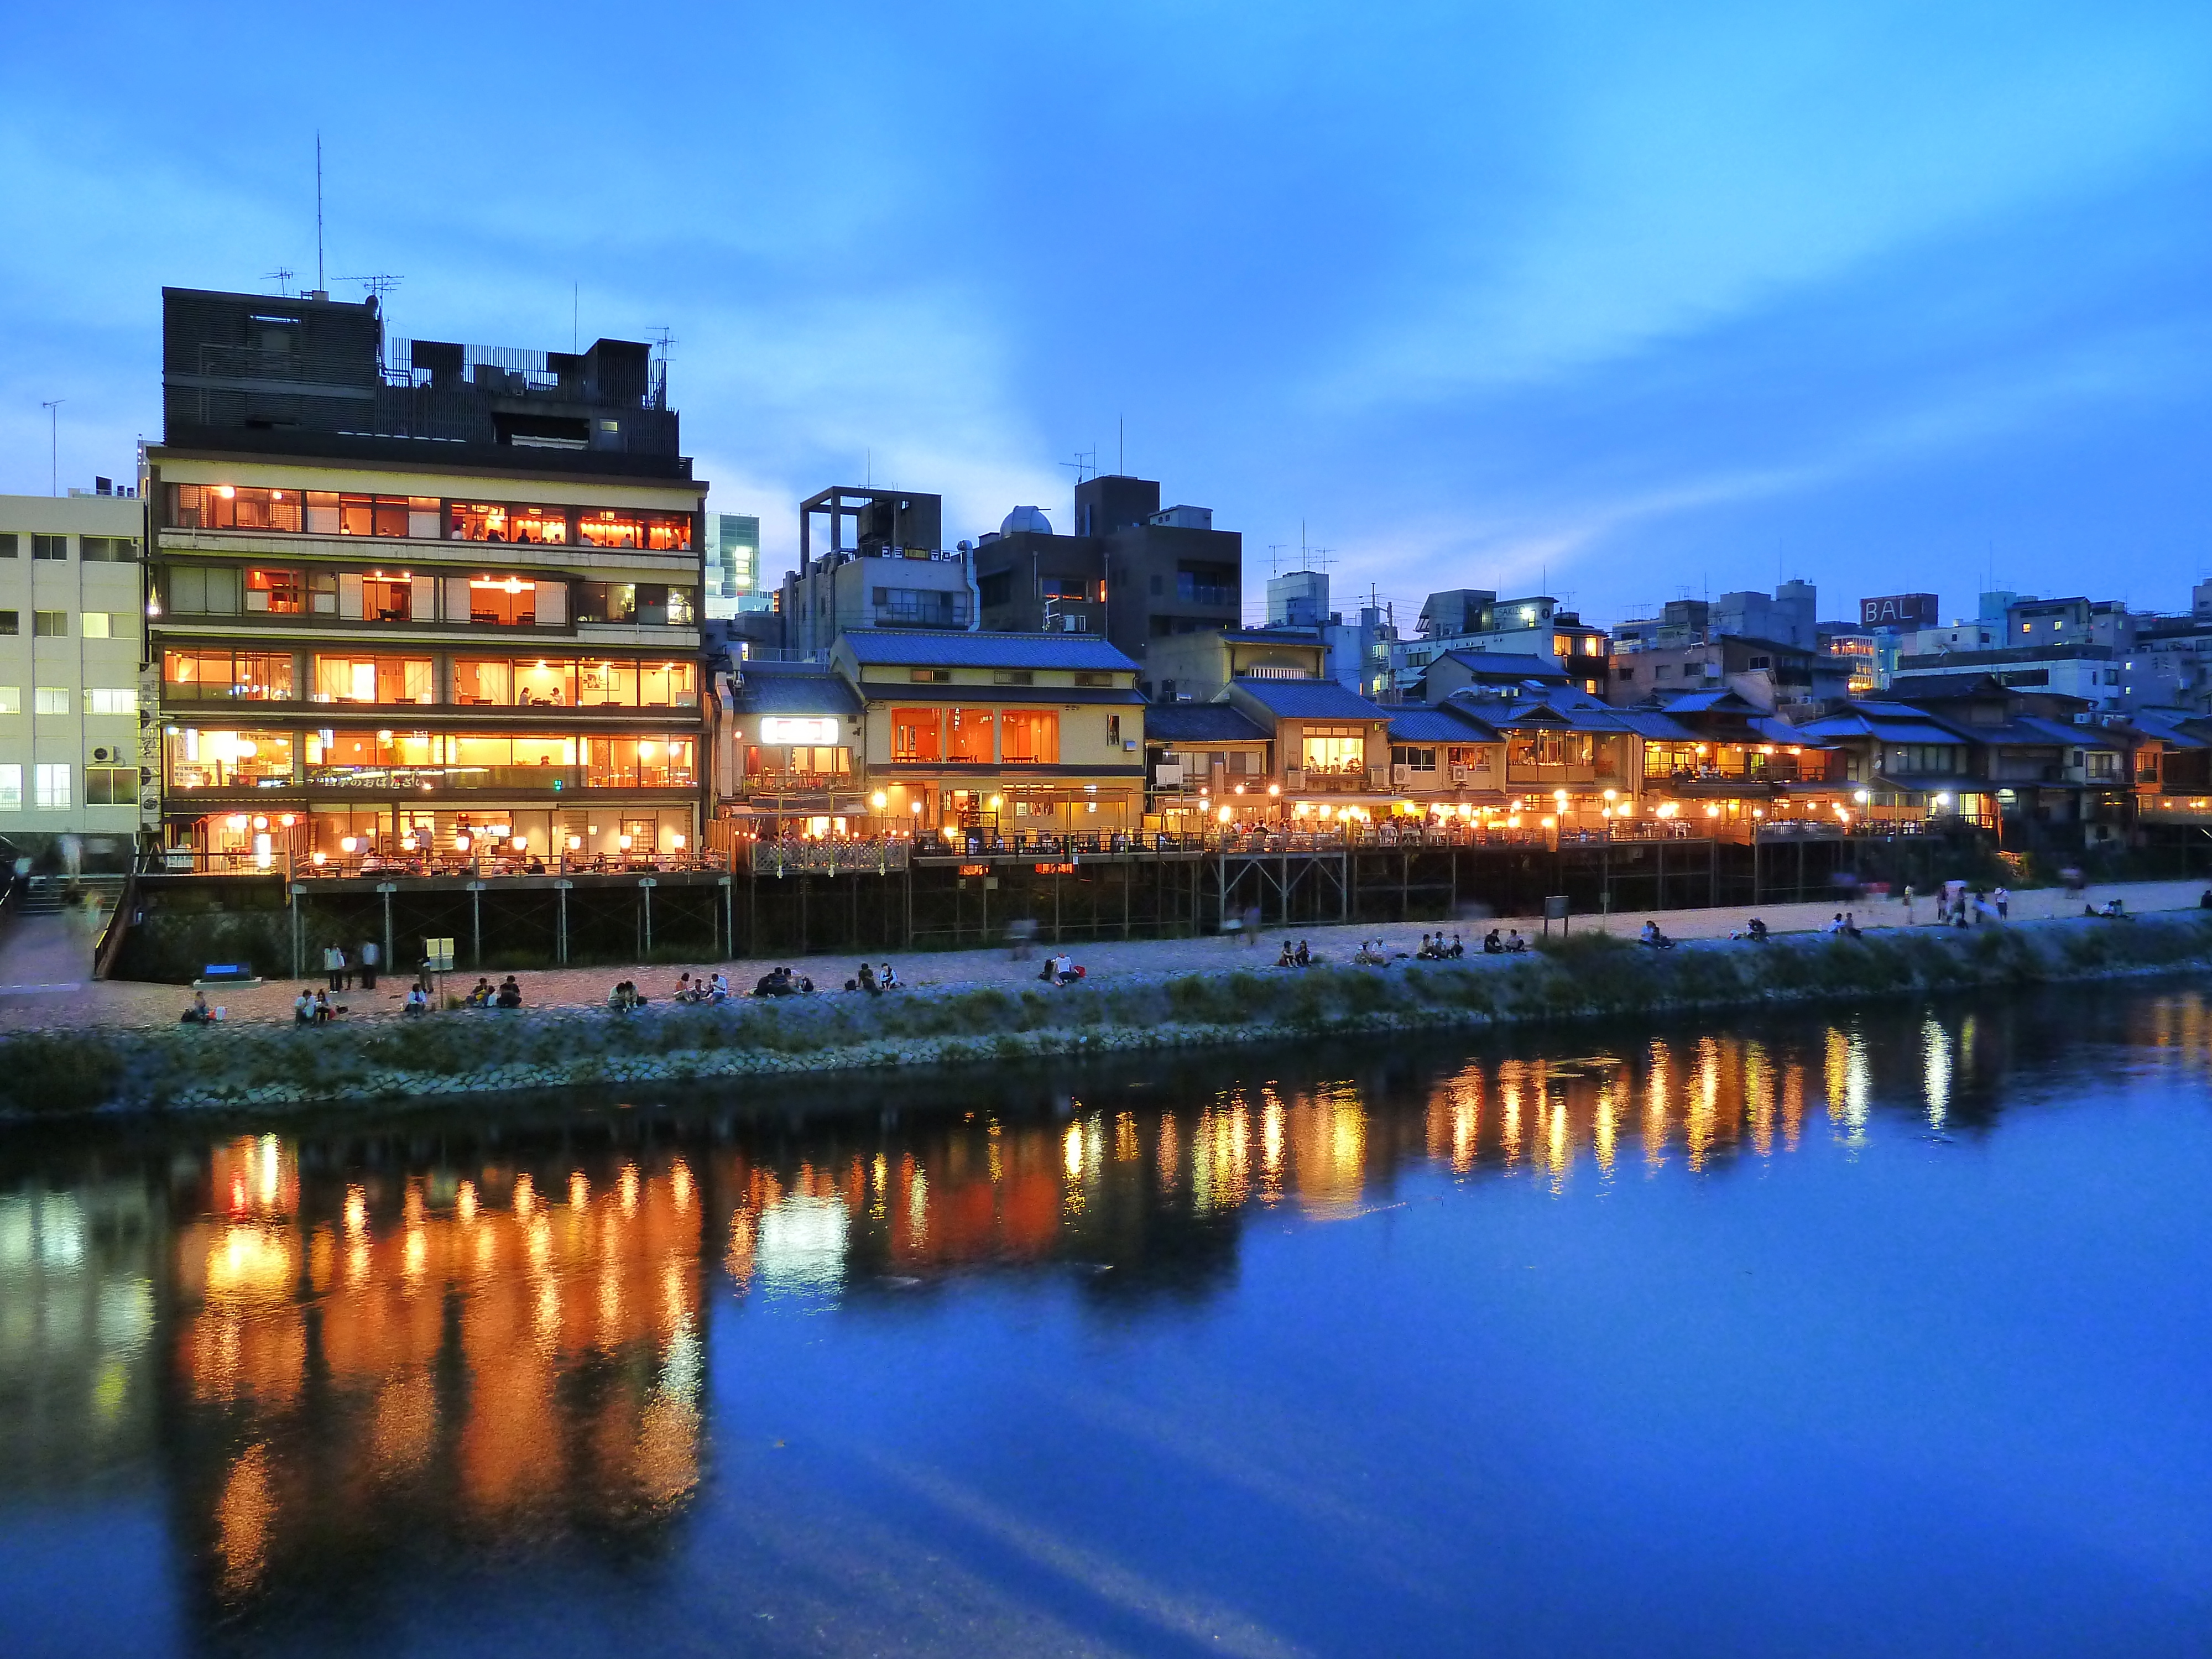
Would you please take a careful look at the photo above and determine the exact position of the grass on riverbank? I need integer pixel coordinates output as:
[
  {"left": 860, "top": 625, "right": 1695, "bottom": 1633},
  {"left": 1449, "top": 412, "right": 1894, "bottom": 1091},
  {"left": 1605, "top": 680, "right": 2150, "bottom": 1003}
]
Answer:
[{"left": 7, "top": 914, "right": 2209, "bottom": 1116}]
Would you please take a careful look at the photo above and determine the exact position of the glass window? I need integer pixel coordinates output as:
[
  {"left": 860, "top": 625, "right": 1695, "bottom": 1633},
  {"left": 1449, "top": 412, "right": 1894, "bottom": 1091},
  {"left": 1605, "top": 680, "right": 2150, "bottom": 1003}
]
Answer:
[
  {"left": 453, "top": 660, "right": 513, "bottom": 706},
  {"left": 166, "top": 484, "right": 303, "bottom": 533},
  {"left": 165, "top": 729, "right": 294, "bottom": 790},
  {"left": 163, "top": 650, "right": 295, "bottom": 702},
  {"left": 666, "top": 586, "right": 696, "bottom": 626},
  {"left": 305, "top": 730, "right": 439, "bottom": 778},
  {"left": 448, "top": 503, "right": 569, "bottom": 544},
  {"left": 0, "top": 613, "right": 15, "bottom": 636},
  {"left": 578, "top": 510, "right": 645, "bottom": 549},
  {"left": 947, "top": 707, "right": 994, "bottom": 763},
  {"left": 34, "top": 688, "right": 67, "bottom": 714},
  {"left": 999, "top": 710, "right": 1059, "bottom": 764},
  {"left": 1302, "top": 733, "right": 1365, "bottom": 774},
  {"left": 87, "top": 766, "right": 137, "bottom": 805},
  {"left": 32, "top": 535, "right": 67, "bottom": 560},
  {"left": 514, "top": 659, "right": 576, "bottom": 707},
  {"left": 86, "top": 688, "right": 137, "bottom": 716},
  {"left": 0, "top": 688, "right": 17, "bottom": 713},
  {"left": 578, "top": 659, "right": 638, "bottom": 706},
  {"left": 892, "top": 707, "right": 942, "bottom": 761},
  {"left": 33, "top": 764, "right": 69, "bottom": 811},
  {"left": 0, "top": 535, "right": 13, "bottom": 557},
  {"left": 362, "top": 576, "right": 413, "bottom": 621},
  {"left": 0, "top": 765, "right": 20, "bottom": 810},
  {"left": 245, "top": 568, "right": 304, "bottom": 614},
  {"left": 80, "top": 612, "right": 111, "bottom": 639},
  {"left": 469, "top": 578, "right": 536, "bottom": 625},
  {"left": 312, "top": 655, "right": 434, "bottom": 704},
  {"left": 637, "top": 660, "right": 696, "bottom": 707},
  {"left": 33, "top": 611, "right": 67, "bottom": 637},
  {"left": 585, "top": 736, "right": 696, "bottom": 787},
  {"left": 576, "top": 582, "right": 636, "bottom": 624}
]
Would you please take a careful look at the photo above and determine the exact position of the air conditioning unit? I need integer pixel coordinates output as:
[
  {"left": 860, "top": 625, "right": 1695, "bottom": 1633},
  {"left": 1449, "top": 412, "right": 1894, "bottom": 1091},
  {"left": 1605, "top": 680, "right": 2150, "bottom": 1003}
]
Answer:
[
  {"left": 90, "top": 745, "right": 116, "bottom": 763},
  {"left": 2073, "top": 711, "right": 2093, "bottom": 725},
  {"left": 1451, "top": 766, "right": 1469, "bottom": 785},
  {"left": 1285, "top": 768, "right": 1306, "bottom": 789},
  {"left": 1391, "top": 765, "right": 1412, "bottom": 785}
]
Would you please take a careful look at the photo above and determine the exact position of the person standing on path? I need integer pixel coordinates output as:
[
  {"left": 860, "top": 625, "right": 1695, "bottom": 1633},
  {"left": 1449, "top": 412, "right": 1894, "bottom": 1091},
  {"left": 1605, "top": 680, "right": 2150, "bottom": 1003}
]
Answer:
[
  {"left": 359, "top": 938, "right": 380, "bottom": 990},
  {"left": 1994, "top": 885, "right": 2010, "bottom": 920},
  {"left": 323, "top": 942, "right": 346, "bottom": 993}
]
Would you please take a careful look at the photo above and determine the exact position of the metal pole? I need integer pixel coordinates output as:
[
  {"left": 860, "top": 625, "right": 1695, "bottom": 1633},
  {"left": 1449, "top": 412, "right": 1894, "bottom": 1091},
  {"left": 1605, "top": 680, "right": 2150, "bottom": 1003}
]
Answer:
[
  {"left": 377, "top": 881, "right": 397, "bottom": 973},
  {"left": 290, "top": 883, "right": 305, "bottom": 980},
  {"left": 639, "top": 876, "right": 657, "bottom": 956},
  {"left": 466, "top": 879, "right": 486, "bottom": 967},
  {"left": 555, "top": 878, "right": 572, "bottom": 964},
  {"left": 718, "top": 874, "right": 734, "bottom": 961}
]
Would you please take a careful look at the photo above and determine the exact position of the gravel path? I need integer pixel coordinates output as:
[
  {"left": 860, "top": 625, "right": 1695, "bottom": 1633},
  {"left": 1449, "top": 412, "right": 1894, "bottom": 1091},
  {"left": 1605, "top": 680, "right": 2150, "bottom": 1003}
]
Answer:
[{"left": 1, "top": 876, "right": 2200, "bottom": 1035}]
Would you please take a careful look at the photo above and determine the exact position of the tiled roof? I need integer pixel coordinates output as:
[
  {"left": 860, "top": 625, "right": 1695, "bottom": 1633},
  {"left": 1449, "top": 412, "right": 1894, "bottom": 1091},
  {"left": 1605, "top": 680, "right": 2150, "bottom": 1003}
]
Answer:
[
  {"left": 838, "top": 629, "right": 1138, "bottom": 672},
  {"left": 731, "top": 665, "right": 863, "bottom": 716},
  {"left": 1230, "top": 679, "right": 1392, "bottom": 720},
  {"left": 1387, "top": 706, "right": 1500, "bottom": 743},
  {"left": 1145, "top": 704, "right": 1271, "bottom": 743}
]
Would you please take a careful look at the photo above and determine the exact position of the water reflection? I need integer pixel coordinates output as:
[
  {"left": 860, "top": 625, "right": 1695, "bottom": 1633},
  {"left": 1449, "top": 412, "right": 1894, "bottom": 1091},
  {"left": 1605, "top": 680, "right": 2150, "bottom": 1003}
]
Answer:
[{"left": 2, "top": 981, "right": 2209, "bottom": 1645}]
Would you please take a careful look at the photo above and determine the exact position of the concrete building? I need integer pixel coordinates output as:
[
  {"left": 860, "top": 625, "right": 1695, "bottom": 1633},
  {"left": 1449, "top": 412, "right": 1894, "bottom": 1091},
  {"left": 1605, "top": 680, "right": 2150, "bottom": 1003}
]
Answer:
[
  {"left": 1261, "top": 569, "right": 1397, "bottom": 701},
  {"left": 776, "top": 486, "right": 974, "bottom": 660},
  {"left": 0, "top": 489, "right": 149, "bottom": 856},
  {"left": 705, "top": 512, "right": 761, "bottom": 620},
  {"left": 972, "top": 473, "right": 1243, "bottom": 666},
  {"left": 1143, "top": 628, "right": 1327, "bottom": 705},
  {"left": 145, "top": 285, "right": 709, "bottom": 867},
  {"left": 1396, "top": 591, "right": 1609, "bottom": 698}
]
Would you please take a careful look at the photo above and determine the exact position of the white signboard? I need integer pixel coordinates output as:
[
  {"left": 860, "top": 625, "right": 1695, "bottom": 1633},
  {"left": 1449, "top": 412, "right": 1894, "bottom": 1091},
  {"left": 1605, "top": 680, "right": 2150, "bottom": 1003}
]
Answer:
[{"left": 758, "top": 716, "right": 840, "bottom": 745}]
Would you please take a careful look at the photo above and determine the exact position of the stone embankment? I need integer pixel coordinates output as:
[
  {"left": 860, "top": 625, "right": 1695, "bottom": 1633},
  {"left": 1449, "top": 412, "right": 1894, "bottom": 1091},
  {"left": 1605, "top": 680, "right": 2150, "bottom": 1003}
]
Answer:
[{"left": 4, "top": 912, "right": 2208, "bottom": 1117}]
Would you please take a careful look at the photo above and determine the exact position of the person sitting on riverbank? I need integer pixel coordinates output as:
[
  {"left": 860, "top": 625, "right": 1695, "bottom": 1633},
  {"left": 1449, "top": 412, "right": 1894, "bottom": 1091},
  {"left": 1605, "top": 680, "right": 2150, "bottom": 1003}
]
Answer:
[
  {"left": 795, "top": 973, "right": 817, "bottom": 994},
  {"left": 1841, "top": 911, "right": 1863, "bottom": 939},
  {"left": 1504, "top": 930, "right": 1528, "bottom": 953},
  {"left": 1353, "top": 940, "right": 1387, "bottom": 966},
  {"left": 606, "top": 980, "right": 642, "bottom": 1010},
  {"left": 312, "top": 989, "right": 337, "bottom": 1024},
  {"left": 878, "top": 963, "right": 899, "bottom": 990},
  {"left": 1295, "top": 940, "right": 1312, "bottom": 967},
  {"left": 180, "top": 990, "right": 220, "bottom": 1025},
  {"left": 848, "top": 963, "right": 880, "bottom": 995},
  {"left": 1277, "top": 941, "right": 1298, "bottom": 967},
  {"left": 2089, "top": 898, "right": 2131, "bottom": 920},
  {"left": 294, "top": 989, "right": 316, "bottom": 1025},
  {"left": 495, "top": 975, "right": 523, "bottom": 1009},
  {"left": 754, "top": 967, "right": 795, "bottom": 997},
  {"left": 1416, "top": 932, "right": 1439, "bottom": 959},
  {"left": 1483, "top": 929, "right": 1504, "bottom": 954},
  {"left": 1640, "top": 921, "right": 1676, "bottom": 950},
  {"left": 462, "top": 978, "right": 494, "bottom": 1008},
  {"left": 1731, "top": 917, "right": 1771, "bottom": 943},
  {"left": 710, "top": 971, "right": 732, "bottom": 1001},
  {"left": 1448, "top": 933, "right": 1465, "bottom": 958},
  {"left": 403, "top": 984, "right": 431, "bottom": 1016}
]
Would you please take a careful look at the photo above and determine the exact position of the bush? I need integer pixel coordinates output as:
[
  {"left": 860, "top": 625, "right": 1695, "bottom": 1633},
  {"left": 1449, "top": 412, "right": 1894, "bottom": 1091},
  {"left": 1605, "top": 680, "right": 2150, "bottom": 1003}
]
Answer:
[{"left": 0, "top": 1034, "right": 127, "bottom": 1114}]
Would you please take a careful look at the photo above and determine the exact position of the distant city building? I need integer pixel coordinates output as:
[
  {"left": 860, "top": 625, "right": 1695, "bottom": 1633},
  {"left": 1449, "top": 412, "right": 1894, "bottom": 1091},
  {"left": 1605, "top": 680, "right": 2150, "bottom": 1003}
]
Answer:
[
  {"left": 1397, "top": 589, "right": 1608, "bottom": 698},
  {"left": 775, "top": 486, "right": 973, "bottom": 660},
  {"left": 1261, "top": 568, "right": 1397, "bottom": 701},
  {"left": 0, "top": 489, "right": 148, "bottom": 853},
  {"left": 972, "top": 474, "right": 1243, "bottom": 666},
  {"left": 705, "top": 513, "right": 760, "bottom": 619}
]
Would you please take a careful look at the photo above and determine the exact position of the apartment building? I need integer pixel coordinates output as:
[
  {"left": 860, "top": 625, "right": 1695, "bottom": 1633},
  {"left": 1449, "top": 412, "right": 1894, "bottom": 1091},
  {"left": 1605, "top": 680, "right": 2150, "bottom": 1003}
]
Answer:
[
  {"left": 0, "top": 489, "right": 148, "bottom": 850},
  {"left": 145, "top": 286, "right": 708, "bottom": 865}
]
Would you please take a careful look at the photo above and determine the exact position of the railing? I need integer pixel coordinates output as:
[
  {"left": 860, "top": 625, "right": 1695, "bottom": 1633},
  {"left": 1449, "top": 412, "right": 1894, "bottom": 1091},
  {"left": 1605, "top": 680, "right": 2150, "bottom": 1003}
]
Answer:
[
  {"left": 156, "top": 848, "right": 733, "bottom": 878},
  {"left": 741, "top": 770, "right": 856, "bottom": 796},
  {"left": 746, "top": 838, "right": 912, "bottom": 875}
]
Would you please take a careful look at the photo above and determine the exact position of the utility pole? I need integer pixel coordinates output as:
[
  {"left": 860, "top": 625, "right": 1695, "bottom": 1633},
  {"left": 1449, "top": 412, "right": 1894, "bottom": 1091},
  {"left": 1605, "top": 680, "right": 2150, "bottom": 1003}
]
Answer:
[{"left": 39, "top": 400, "right": 62, "bottom": 495}]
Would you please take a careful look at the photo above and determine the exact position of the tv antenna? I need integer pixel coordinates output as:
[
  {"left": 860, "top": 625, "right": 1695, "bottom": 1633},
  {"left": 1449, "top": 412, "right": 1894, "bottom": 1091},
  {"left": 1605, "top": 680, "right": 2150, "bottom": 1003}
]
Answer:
[
  {"left": 264, "top": 267, "right": 295, "bottom": 297},
  {"left": 1058, "top": 448, "right": 1097, "bottom": 485},
  {"left": 1267, "top": 543, "right": 1288, "bottom": 576},
  {"left": 39, "top": 400, "right": 63, "bottom": 497},
  {"left": 646, "top": 326, "right": 677, "bottom": 362},
  {"left": 338, "top": 273, "right": 404, "bottom": 299}
]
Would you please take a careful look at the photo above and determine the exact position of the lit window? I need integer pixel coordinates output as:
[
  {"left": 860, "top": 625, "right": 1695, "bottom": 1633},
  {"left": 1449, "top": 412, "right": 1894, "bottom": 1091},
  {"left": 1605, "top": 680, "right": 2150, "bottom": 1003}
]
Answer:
[
  {"left": 86, "top": 688, "right": 137, "bottom": 716},
  {"left": 0, "top": 687, "right": 16, "bottom": 713},
  {"left": 0, "top": 765, "right": 19, "bottom": 810},
  {"left": 34, "top": 763, "right": 70, "bottom": 811},
  {"left": 34, "top": 687, "right": 68, "bottom": 714},
  {"left": 80, "top": 612, "right": 111, "bottom": 639}
]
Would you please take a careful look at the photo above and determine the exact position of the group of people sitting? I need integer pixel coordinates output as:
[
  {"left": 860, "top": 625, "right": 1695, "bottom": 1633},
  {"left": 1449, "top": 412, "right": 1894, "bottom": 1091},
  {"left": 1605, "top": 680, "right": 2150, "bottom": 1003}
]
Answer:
[
  {"left": 460, "top": 975, "right": 526, "bottom": 1008},
  {"left": 1640, "top": 921, "right": 1677, "bottom": 950},
  {"left": 1483, "top": 928, "right": 1529, "bottom": 954},
  {"left": 1822, "top": 911, "right": 1865, "bottom": 940},
  {"left": 1730, "top": 917, "right": 1771, "bottom": 943},
  {"left": 1037, "top": 952, "right": 1084, "bottom": 985},
  {"left": 292, "top": 988, "right": 345, "bottom": 1023},
  {"left": 843, "top": 962, "right": 904, "bottom": 994},
  {"left": 1274, "top": 940, "right": 1316, "bottom": 967},
  {"left": 752, "top": 966, "right": 817, "bottom": 997},
  {"left": 673, "top": 971, "right": 732, "bottom": 1003},
  {"left": 1417, "top": 932, "right": 1466, "bottom": 959},
  {"left": 179, "top": 992, "right": 225, "bottom": 1025}
]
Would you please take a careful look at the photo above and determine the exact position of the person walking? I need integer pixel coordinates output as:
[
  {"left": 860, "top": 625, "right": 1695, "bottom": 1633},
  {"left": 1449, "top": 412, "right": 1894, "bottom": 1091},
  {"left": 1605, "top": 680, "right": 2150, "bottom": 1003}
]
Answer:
[{"left": 359, "top": 938, "right": 380, "bottom": 990}]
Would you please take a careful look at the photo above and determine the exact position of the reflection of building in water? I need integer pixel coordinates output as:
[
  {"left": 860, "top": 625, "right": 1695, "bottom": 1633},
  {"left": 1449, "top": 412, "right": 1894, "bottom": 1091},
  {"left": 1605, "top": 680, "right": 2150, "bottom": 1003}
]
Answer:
[
  {"left": 0, "top": 1176, "right": 163, "bottom": 1492},
  {"left": 165, "top": 1137, "right": 706, "bottom": 1608}
]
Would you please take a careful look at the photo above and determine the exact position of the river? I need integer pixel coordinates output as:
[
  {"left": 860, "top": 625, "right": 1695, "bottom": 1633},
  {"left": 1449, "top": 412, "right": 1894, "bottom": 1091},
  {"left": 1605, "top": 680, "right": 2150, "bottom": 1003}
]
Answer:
[{"left": 3, "top": 983, "right": 2210, "bottom": 1657}]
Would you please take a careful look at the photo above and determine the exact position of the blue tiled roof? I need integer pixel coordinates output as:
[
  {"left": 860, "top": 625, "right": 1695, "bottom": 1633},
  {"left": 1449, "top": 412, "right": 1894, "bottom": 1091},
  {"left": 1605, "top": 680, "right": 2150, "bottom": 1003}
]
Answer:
[
  {"left": 1434, "top": 649, "right": 1567, "bottom": 681},
  {"left": 1146, "top": 704, "right": 1271, "bottom": 743},
  {"left": 732, "top": 665, "right": 863, "bottom": 716},
  {"left": 1387, "top": 707, "right": 1500, "bottom": 743},
  {"left": 1230, "top": 679, "right": 1392, "bottom": 720},
  {"left": 839, "top": 629, "right": 1138, "bottom": 672}
]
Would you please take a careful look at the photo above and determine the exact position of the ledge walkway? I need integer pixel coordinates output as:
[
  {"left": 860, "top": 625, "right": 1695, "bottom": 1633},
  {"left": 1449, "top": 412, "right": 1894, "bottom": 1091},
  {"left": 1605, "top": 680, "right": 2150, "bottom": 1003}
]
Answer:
[{"left": 0, "top": 878, "right": 2201, "bottom": 1037}]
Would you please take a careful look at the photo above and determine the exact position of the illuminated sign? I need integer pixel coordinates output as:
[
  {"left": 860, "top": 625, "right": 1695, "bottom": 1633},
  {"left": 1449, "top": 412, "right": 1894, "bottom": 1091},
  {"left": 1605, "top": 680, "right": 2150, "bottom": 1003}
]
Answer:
[
  {"left": 1859, "top": 593, "right": 1939, "bottom": 630},
  {"left": 758, "top": 717, "right": 840, "bottom": 745},
  {"left": 1034, "top": 862, "right": 1076, "bottom": 874}
]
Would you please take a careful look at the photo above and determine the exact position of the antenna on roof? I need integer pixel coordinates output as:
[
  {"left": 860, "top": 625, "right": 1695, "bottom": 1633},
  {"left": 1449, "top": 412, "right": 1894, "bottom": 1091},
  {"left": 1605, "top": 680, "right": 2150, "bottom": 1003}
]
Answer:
[
  {"left": 1058, "top": 448, "right": 1097, "bottom": 484},
  {"left": 1117, "top": 415, "right": 1124, "bottom": 476},
  {"left": 337, "top": 273, "right": 403, "bottom": 298},
  {"left": 646, "top": 326, "right": 677, "bottom": 363},
  {"left": 264, "top": 267, "right": 295, "bottom": 298},
  {"left": 315, "top": 133, "right": 325, "bottom": 293}
]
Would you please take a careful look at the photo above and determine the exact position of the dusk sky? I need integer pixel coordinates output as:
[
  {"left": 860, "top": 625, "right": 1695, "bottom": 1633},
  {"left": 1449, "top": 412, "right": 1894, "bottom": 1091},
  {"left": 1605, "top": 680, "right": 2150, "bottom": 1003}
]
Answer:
[{"left": 5, "top": 1, "right": 2211, "bottom": 628}]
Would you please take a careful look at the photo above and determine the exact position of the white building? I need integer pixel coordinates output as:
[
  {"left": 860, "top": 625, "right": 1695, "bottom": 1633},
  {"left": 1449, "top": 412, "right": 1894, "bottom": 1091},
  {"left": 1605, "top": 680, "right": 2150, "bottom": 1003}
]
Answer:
[{"left": 0, "top": 491, "right": 148, "bottom": 853}]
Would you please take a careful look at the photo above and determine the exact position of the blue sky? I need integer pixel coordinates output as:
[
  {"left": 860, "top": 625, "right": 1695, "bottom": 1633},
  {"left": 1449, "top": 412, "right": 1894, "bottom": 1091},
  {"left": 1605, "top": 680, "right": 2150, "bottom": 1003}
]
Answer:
[{"left": 4, "top": 1, "right": 2211, "bottom": 628}]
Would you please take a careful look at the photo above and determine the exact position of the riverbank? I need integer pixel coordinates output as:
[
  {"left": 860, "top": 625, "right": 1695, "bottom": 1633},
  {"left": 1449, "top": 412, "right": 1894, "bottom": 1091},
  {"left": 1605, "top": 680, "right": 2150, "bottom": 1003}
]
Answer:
[{"left": 6, "top": 907, "right": 2209, "bottom": 1117}]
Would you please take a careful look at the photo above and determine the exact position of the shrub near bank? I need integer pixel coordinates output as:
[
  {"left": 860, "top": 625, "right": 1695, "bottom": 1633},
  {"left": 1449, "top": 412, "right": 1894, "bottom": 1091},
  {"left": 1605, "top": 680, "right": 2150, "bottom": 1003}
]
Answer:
[{"left": 6, "top": 914, "right": 2211, "bottom": 1117}]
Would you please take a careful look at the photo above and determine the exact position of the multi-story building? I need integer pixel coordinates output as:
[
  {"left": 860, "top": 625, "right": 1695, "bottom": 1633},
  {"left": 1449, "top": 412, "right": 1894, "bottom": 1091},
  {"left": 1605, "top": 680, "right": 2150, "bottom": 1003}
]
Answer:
[
  {"left": 0, "top": 488, "right": 148, "bottom": 853},
  {"left": 145, "top": 286, "right": 708, "bottom": 867},
  {"left": 1396, "top": 590, "right": 1609, "bottom": 698},
  {"left": 776, "top": 486, "right": 973, "bottom": 659},
  {"left": 972, "top": 474, "right": 1244, "bottom": 667},
  {"left": 705, "top": 512, "right": 762, "bottom": 620}
]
